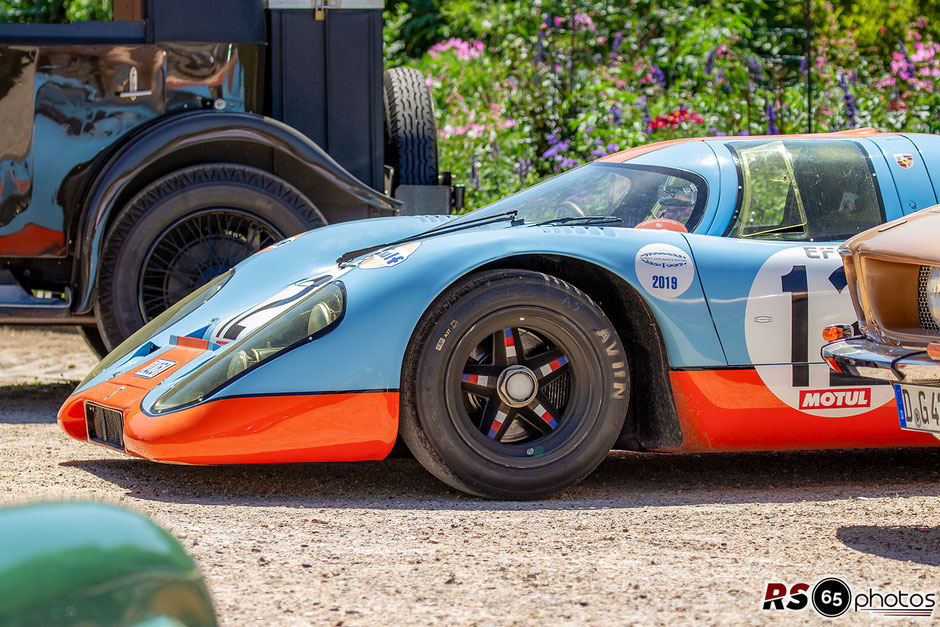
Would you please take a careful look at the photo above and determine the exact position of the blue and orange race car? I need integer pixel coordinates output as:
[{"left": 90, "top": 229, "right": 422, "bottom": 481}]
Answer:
[{"left": 60, "top": 128, "right": 940, "bottom": 499}]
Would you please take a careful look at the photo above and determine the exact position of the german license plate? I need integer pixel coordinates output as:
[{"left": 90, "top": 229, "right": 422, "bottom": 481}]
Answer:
[{"left": 894, "top": 383, "right": 940, "bottom": 434}]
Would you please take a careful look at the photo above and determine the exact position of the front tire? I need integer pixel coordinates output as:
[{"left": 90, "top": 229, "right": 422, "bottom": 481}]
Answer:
[
  {"left": 400, "top": 270, "right": 630, "bottom": 499},
  {"left": 95, "top": 164, "right": 325, "bottom": 351}
]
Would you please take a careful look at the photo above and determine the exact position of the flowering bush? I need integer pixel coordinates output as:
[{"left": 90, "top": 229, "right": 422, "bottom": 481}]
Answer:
[{"left": 386, "top": 1, "right": 940, "bottom": 209}]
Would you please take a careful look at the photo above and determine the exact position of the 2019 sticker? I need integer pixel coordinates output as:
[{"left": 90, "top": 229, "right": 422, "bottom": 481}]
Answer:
[{"left": 634, "top": 243, "right": 694, "bottom": 300}]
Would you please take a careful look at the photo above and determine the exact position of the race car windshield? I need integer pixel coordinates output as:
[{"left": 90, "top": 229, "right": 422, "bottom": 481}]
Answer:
[{"left": 456, "top": 163, "right": 708, "bottom": 230}]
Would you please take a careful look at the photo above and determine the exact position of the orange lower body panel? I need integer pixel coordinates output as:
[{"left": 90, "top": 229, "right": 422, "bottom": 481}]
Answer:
[
  {"left": 666, "top": 369, "right": 939, "bottom": 452},
  {"left": 59, "top": 385, "right": 399, "bottom": 464}
]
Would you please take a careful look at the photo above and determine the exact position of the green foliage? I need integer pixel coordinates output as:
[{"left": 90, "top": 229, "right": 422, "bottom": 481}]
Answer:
[
  {"left": 387, "top": 1, "right": 940, "bottom": 209},
  {"left": 0, "top": 0, "right": 109, "bottom": 23}
]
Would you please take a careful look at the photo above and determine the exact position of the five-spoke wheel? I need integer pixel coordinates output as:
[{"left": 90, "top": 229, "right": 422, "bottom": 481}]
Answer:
[{"left": 401, "top": 269, "right": 630, "bottom": 500}]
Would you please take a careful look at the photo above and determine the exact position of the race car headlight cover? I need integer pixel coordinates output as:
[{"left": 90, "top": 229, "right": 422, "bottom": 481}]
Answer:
[
  {"left": 79, "top": 269, "right": 235, "bottom": 388},
  {"left": 151, "top": 281, "right": 346, "bottom": 413}
]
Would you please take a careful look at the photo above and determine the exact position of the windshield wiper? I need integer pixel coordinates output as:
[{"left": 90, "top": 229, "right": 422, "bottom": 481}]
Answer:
[
  {"left": 337, "top": 210, "right": 522, "bottom": 265},
  {"left": 531, "top": 215, "right": 623, "bottom": 227}
]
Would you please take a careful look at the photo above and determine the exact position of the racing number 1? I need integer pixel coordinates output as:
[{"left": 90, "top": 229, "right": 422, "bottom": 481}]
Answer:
[
  {"left": 780, "top": 262, "right": 848, "bottom": 387},
  {"left": 781, "top": 265, "right": 808, "bottom": 386}
]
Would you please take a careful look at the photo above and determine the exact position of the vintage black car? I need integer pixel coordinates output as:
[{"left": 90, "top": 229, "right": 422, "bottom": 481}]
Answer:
[{"left": 0, "top": 0, "right": 449, "bottom": 354}]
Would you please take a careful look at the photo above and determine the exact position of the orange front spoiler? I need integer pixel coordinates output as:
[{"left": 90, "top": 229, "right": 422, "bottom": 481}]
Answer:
[{"left": 58, "top": 340, "right": 398, "bottom": 464}]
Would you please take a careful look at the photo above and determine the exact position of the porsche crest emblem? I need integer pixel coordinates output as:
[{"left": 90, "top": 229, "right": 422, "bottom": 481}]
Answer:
[{"left": 895, "top": 153, "right": 914, "bottom": 169}]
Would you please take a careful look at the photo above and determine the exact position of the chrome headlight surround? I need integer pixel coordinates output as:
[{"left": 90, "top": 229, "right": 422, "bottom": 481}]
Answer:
[{"left": 150, "top": 280, "right": 346, "bottom": 413}]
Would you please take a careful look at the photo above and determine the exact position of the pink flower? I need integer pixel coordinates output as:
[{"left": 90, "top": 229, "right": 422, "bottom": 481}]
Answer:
[{"left": 428, "top": 37, "right": 485, "bottom": 61}]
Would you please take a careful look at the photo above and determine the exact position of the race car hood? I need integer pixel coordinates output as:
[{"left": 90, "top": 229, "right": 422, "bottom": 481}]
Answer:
[{"left": 72, "top": 215, "right": 727, "bottom": 411}]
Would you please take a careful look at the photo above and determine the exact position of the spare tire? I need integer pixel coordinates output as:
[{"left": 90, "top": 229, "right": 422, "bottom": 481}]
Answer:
[{"left": 383, "top": 67, "right": 439, "bottom": 188}]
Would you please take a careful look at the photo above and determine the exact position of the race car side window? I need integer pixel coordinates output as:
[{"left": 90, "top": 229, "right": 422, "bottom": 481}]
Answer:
[{"left": 726, "top": 139, "right": 885, "bottom": 241}]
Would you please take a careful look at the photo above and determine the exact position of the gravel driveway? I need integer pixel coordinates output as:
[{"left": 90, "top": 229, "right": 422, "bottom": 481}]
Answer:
[{"left": 2, "top": 328, "right": 940, "bottom": 624}]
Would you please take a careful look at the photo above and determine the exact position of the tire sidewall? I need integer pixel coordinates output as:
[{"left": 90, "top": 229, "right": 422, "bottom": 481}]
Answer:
[
  {"left": 413, "top": 271, "right": 629, "bottom": 498},
  {"left": 96, "top": 166, "right": 317, "bottom": 348}
]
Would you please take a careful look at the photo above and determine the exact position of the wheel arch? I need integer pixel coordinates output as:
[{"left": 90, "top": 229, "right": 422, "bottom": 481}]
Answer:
[
  {"left": 405, "top": 253, "right": 684, "bottom": 451},
  {"left": 71, "top": 111, "right": 402, "bottom": 314}
]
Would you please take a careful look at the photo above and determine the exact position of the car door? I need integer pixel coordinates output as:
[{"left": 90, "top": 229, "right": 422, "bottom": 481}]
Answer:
[
  {"left": 0, "top": 19, "right": 164, "bottom": 258},
  {"left": 687, "top": 138, "right": 909, "bottom": 441}
]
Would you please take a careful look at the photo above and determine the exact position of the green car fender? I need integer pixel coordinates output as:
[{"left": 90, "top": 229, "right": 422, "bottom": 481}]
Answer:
[{"left": 0, "top": 502, "right": 215, "bottom": 627}]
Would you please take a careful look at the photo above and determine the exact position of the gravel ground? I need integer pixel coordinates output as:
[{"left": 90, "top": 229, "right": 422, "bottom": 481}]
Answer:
[{"left": 2, "top": 328, "right": 940, "bottom": 624}]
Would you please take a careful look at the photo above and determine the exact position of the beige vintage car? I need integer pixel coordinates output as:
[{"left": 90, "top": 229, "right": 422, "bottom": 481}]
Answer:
[{"left": 823, "top": 206, "right": 940, "bottom": 435}]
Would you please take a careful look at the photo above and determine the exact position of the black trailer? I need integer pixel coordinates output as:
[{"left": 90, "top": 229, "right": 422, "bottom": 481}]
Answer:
[{"left": 0, "top": 0, "right": 453, "bottom": 354}]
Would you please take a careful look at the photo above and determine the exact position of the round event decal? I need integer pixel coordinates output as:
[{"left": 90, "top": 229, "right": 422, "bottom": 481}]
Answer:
[
  {"left": 634, "top": 243, "right": 694, "bottom": 300},
  {"left": 744, "top": 245, "right": 893, "bottom": 417}
]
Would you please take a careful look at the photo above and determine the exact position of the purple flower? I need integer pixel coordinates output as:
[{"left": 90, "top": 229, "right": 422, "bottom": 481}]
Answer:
[
  {"left": 515, "top": 157, "right": 531, "bottom": 182},
  {"left": 542, "top": 140, "right": 569, "bottom": 159},
  {"left": 559, "top": 158, "right": 578, "bottom": 169},
  {"left": 652, "top": 65, "right": 667, "bottom": 88},
  {"left": 611, "top": 31, "right": 623, "bottom": 59},
  {"left": 765, "top": 101, "right": 779, "bottom": 135},
  {"left": 746, "top": 56, "right": 761, "bottom": 80},
  {"left": 590, "top": 149, "right": 606, "bottom": 158},
  {"left": 606, "top": 143, "right": 619, "bottom": 152},
  {"left": 838, "top": 72, "right": 857, "bottom": 128},
  {"left": 639, "top": 100, "right": 652, "bottom": 134},
  {"left": 610, "top": 104, "right": 622, "bottom": 124},
  {"left": 704, "top": 49, "right": 716, "bottom": 76}
]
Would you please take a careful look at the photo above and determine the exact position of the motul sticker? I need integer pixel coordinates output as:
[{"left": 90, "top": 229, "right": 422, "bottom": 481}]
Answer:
[
  {"left": 895, "top": 153, "right": 914, "bottom": 169},
  {"left": 134, "top": 359, "right": 177, "bottom": 379},
  {"left": 799, "top": 388, "right": 870, "bottom": 410}
]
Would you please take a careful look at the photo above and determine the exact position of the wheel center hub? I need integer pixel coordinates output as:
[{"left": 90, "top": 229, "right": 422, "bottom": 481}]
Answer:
[{"left": 496, "top": 365, "right": 538, "bottom": 408}]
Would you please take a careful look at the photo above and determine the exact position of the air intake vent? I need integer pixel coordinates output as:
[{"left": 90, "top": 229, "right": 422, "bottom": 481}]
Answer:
[
  {"left": 919, "top": 266, "right": 940, "bottom": 331},
  {"left": 85, "top": 402, "right": 124, "bottom": 450}
]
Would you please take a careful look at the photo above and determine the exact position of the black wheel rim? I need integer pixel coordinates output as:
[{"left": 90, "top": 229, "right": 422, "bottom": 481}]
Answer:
[
  {"left": 138, "top": 209, "right": 283, "bottom": 321},
  {"left": 443, "top": 308, "right": 600, "bottom": 466}
]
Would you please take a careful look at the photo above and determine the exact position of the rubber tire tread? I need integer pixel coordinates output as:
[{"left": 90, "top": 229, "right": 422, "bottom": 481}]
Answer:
[
  {"left": 400, "top": 269, "right": 630, "bottom": 500},
  {"left": 383, "top": 67, "right": 439, "bottom": 186},
  {"left": 95, "top": 164, "right": 324, "bottom": 351}
]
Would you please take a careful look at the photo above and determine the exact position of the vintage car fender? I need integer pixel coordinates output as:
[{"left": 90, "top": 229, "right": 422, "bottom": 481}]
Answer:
[
  {"left": 72, "top": 111, "right": 402, "bottom": 314},
  {"left": 0, "top": 502, "right": 215, "bottom": 626}
]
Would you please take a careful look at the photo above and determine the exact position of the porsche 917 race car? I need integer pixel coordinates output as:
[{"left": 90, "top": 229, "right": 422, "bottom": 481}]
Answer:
[{"left": 60, "top": 128, "right": 940, "bottom": 499}]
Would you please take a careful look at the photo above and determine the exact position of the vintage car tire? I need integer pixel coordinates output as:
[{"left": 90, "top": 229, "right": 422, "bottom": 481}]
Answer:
[
  {"left": 383, "top": 67, "right": 439, "bottom": 187},
  {"left": 77, "top": 325, "right": 109, "bottom": 360},
  {"left": 400, "top": 270, "right": 630, "bottom": 499},
  {"left": 95, "top": 164, "right": 324, "bottom": 351}
]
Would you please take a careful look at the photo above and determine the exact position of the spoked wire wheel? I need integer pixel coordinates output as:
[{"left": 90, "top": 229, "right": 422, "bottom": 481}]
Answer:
[{"left": 138, "top": 209, "right": 283, "bottom": 321}]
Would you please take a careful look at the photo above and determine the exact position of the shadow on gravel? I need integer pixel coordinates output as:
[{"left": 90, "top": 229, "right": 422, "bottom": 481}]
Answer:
[
  {"left": 837, "top": 525, "right": 940, "bottom": 566},
  {"left": 62, "top": 446, "right": 940, "bottom": 510},
  {"left": 0, "top": 383, "right": 74, "bottom": 423}
]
